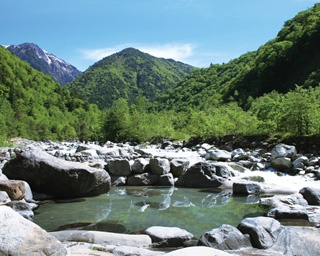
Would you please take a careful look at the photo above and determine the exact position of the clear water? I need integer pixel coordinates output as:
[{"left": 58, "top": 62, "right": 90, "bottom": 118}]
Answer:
[{"left": 33, "top": 186, "right": 270, "bottom": 238}]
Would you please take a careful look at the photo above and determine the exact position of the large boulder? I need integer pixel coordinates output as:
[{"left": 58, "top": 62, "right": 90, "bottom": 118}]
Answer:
[
  {"left": 2, "top": 149, "right": 111, "bottom": 198},
  {"left": 0, "top": 180, "right": 26, "bottom": 200},
  {"left": 299, "top": 187, "right": 320, "bottom": 205},
  {"left": 159, "top": 173, "right": 175, "bottom": 186},
  {"left": 149, "top": 158, "right": 170, "bottom": 175},
  {"left": 176, "top": 162, "right": 225, "bottom": 188},
  {"left": 271, "top": 144, "right": 297, "bottom": 159},
  {"left": 267, "top": 205, "right": 309, "bottom": 221},
  {"left": 144, "top": 226, "right": 194, "bottom": 248},
  {"left": 132, "top": 158, "right": 149, "bottom": 174},
  {"left": 237, "top": 217, "right": 282, "bottom": 249},
  {"left": 233, "top": 181, "right": 261, "bottom": 195},
  {"left": 107, "top": 159, "right": 132, "bottom": 176},
  {"left": 267, "top": 226, "right": 320, "bottom": 256},
  {"left": 271, "top": 157, "right": 293, "bottom": 171},
  {"left": 198, "top": 224, "right": 251, "bottom": 250},
  {"left": 0, "top": 206, "right": 67, "bottom": 255},
  {"left": 170, "top": 159, "right": 189, "bottom": 177}
]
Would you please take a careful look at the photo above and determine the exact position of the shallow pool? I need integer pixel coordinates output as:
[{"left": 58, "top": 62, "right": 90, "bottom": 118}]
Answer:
[{"left": 33, "top": 186, "right": 270, "bottom": 238}]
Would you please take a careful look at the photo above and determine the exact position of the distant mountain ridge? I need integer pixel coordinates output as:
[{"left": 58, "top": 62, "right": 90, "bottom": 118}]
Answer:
[
  {"left": 66, "top": 47, "right": 196, "bottom": 109},
  {"left": 7, "top": 43, "right": 82, "bottom": 85}
]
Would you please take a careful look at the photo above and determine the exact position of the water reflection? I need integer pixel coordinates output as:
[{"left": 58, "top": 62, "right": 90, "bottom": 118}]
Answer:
[{"left": 34, "top": 186, "right": 268, "bottom": 238}]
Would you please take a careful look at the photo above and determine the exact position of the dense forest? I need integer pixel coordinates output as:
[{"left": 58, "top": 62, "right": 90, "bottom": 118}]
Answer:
[
  {"left": 0, "top": 46, "right": 101, "bottom": 142},
  {"left": 2, "top": 4, "right": 320, "bottom": 144}
]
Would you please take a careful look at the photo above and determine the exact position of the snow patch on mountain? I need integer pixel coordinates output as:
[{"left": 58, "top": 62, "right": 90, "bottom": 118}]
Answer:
[{"left": 7, "top": 43, "right": 82, "bottom": 85}]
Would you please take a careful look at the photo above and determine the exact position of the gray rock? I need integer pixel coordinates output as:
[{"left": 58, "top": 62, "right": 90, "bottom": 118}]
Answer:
[
  {"left": 308, "top": 156, "right": 319, "bottom": 166},
  {"left": 271, "top": 144, "right": 297, "bottom": 159},
  {"left": 198, "top": 224, "right": 251, "bottom": 250},
  {"left": 144, "top": 226, "right": 194, "bottom": 248},
  {"left": 0, "top": 191, "right": 10, "bottom": 205},
  {"left": 215, "top": 164, "right": 232, "bottom": 178},
  {"left": 292, "top": 156, "right": 309, "bottom": 166},
  {"left": 267, "top": 206, "right": 309, "bottom": 221},
  {"left": 299, "top": 187, "right": 320, "bottom": 205},
  {"left": 166, "top": 246, "right": 235, "bottom": 256},
  {"left": 2, "top": 149, "right": 111, "bottom": 198},
  {"left": 111, "top": 175, "right": 127, "bottom": 186},
  {"left": 149, "top": 158, "right": 170, "bottom": 175},
  {"left": 113, "top": 245, "right": 165, "bottom": 256},
  {"left": 176, "top": 162, "right": 225, "bottom": 188},
  {"left": 127, "top": 173, "right": 159, "bottom": 186},
  {"left": 233, "top": 181, "right": 261, "bottom": 195},
  {"left": 107, "top": 159, "right": 132, "bottom": 176},
  {"left": 271, "top": 157, "right": 292, "bottom": 171},
  {"left": 51, "top": 230, "right": 152, "bottom": 248},
  {"left": 6, "top": 201, "right": 36, "bottom": 220},
  {"left": 265, "top": 226, "right": 320, "bottom": 256},
  {"left": 237, "top": 217, "right": 282, "bottom": 249},
  {"left": 0, "top": 206, "right": 67, "bottom": 255},
  {"left": 261, "top": 193, "right": 308, "bottom": 208},
  {"left": 231, "top": 148, "right": 249, "bottom": 161},
  {"left": 132, "top": 158, "right": 150, "bottom": 174},
  {"left": 22, "top": 181, "right": 33, "bottom": 202},
  {"left": 159, "top": 173, "right": 175, "bottom": 186},
  {"left": 170, "top": 159, "right": 189, "bottom": 177},
  {"left": 205, "top": 149, "right": 231, "bottom": 161}
]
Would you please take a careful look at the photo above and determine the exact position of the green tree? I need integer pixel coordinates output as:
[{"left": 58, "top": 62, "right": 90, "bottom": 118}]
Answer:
[
  {"left": 278, "top": 86, "right": 320, "bottom": 135},
  {"left": 103, "top": 98, "right": 131, "bottom": 142}
]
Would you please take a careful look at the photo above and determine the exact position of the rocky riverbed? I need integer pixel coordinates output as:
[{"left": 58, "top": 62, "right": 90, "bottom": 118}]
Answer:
[{"left": 0, "top": 138, "right": 320, "bottom": 255}]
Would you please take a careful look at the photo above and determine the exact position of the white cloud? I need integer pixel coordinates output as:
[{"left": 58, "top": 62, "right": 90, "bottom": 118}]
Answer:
[{"left": 80, "top": 43, "right": 195, "bottom": 63}]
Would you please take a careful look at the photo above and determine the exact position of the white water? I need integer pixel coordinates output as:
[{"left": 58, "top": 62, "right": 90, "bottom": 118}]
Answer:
[{"left": 233, "top": 167, "right": 319, "bottom": 193}]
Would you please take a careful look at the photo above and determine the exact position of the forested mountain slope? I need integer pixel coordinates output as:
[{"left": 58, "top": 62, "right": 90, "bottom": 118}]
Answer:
[
  {"left": 0, "top": 46, "right": 100, "bottom": 141},
  {"left": 66, "top": 48, "right": 196, "bottom": 109},
  {"left": 157, "top": 3, "right": 320, "bottom": 110}
]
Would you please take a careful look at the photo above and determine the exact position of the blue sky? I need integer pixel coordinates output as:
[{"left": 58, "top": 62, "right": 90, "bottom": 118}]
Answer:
[{"left": 1, "top": 0, "right": 319, "bottom": 71}]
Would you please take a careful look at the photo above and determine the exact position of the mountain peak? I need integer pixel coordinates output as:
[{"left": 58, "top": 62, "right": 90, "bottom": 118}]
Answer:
[
  {"left": 7, "top": 43, "right": 82, "bottom": 85},
  {"left": 67, "top": 47, "right": 196, "bottom": 109}
]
